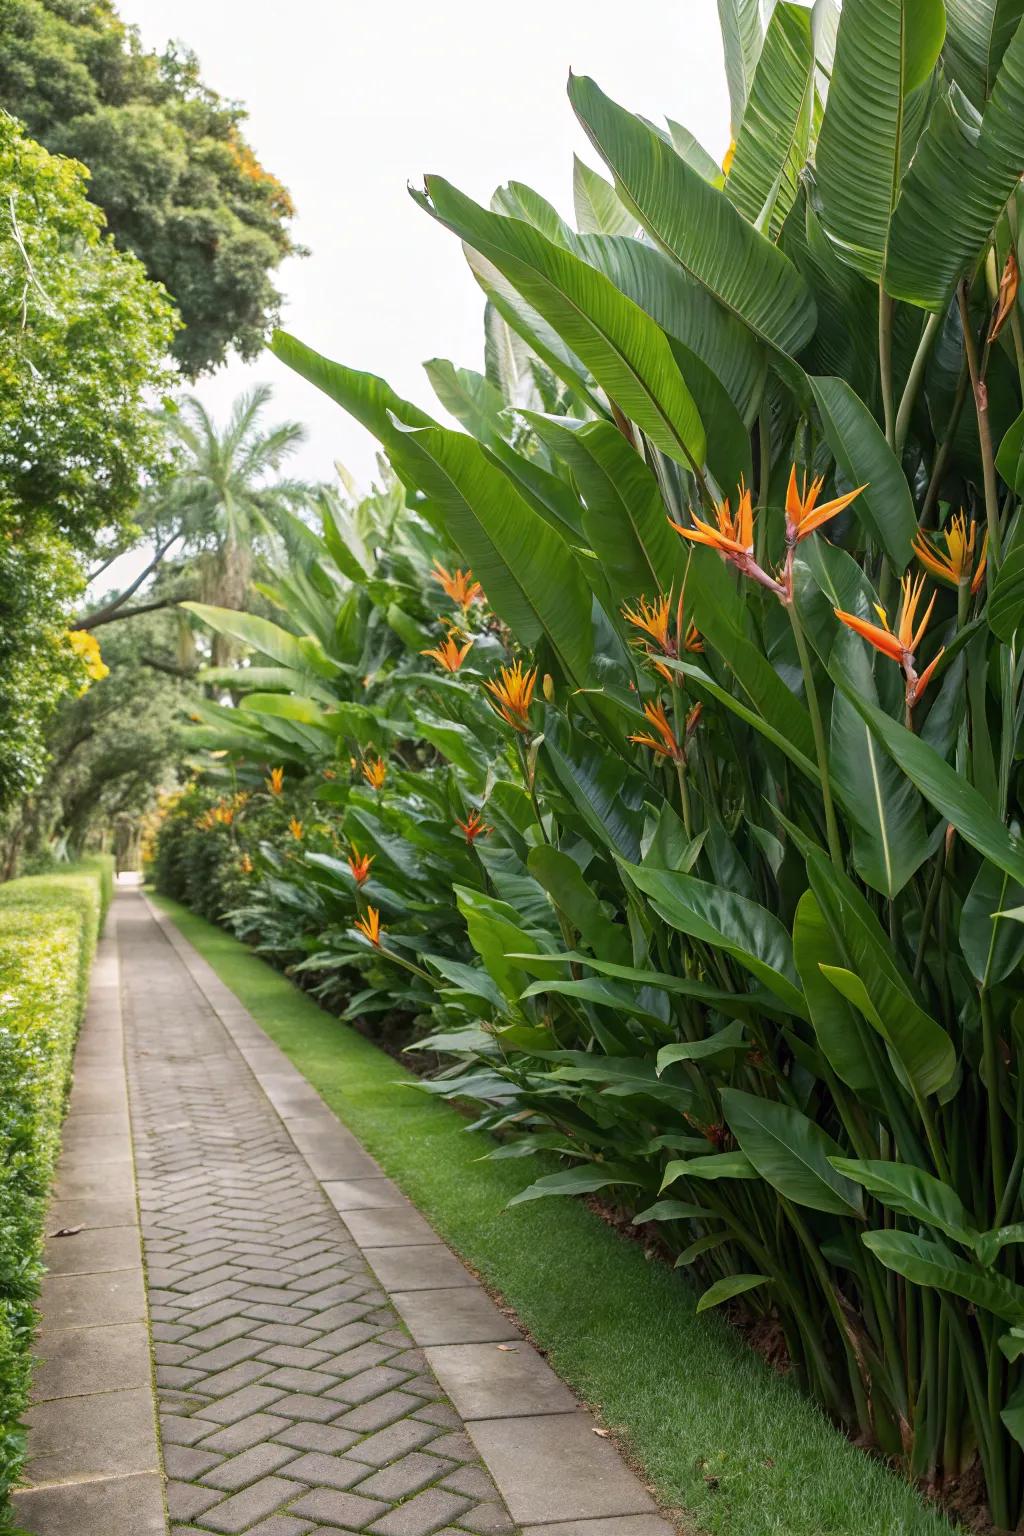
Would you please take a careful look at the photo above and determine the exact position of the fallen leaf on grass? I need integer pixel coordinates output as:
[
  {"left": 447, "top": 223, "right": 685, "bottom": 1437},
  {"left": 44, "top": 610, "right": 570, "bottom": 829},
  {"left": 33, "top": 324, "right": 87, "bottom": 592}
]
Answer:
[{"left": 592, "top": 1427, "right": 611, "bottom": 1438}]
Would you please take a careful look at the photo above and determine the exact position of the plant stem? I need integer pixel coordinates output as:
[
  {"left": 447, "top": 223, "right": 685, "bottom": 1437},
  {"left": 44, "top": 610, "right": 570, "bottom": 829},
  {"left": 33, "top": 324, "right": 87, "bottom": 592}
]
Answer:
[
  {"left": 980, "top": 986, "right": 1007, "bottom": 1212},
  {"left": 894, "top": 310, "right": 941, "bottom": 456},
  {"left": 959, "top": 281, "right": 1003, "bottom": 573},
  {"left": 787, "top": 602, "right": 843, "bottom": 866},
  {"left": 879, "top": 283, "right": 896, "bottom": 445}
]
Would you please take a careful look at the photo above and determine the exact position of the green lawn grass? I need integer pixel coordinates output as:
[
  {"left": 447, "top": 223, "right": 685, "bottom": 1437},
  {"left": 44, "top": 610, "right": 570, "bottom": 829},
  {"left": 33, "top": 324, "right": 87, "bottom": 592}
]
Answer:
[{"left": 151, "top": 892, "right": 957, "bottom": 1536}]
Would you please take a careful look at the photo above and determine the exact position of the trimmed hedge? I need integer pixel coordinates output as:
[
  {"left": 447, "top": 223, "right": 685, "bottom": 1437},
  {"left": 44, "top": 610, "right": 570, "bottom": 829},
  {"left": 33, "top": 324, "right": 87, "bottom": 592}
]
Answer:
[{"left": 0, "top": 857, "right": 112, "bottom": 1528}]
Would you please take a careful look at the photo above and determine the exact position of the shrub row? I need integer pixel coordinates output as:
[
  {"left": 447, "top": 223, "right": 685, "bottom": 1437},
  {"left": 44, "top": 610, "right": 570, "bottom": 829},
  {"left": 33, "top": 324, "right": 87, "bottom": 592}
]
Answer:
[{"left": 0, "top": 857, "right": 112, "bottom": 1527}]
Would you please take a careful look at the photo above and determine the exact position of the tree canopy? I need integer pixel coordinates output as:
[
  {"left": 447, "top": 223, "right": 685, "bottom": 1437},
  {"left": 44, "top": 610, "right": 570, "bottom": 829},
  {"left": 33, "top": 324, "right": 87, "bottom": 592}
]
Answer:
[{"left": 0, "top": 0, "right": 301, "bottom": 375}]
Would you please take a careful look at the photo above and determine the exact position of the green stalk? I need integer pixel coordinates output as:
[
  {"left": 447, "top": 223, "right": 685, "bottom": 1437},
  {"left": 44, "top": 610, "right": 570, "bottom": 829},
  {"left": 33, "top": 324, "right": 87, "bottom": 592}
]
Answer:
[
  {"left": 879, "top": 283, "right": 896, "bottom": 445},
  {"left": 980, "top": 986, "right": 1007, "bottom": 1212},
  {"left": 787, "top": 602, "right": 843, "bottom": 866},
  {"left": 959, "top": 281, "right": 1003, "bottom": 573},
  {"left": 894, "top": 310, "right": 941, "bottom": 456}
]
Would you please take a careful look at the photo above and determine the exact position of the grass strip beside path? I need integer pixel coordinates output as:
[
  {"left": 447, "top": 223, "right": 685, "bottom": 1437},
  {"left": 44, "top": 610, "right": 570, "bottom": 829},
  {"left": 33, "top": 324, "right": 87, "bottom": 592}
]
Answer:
[{"left": 152, "top": 893, "right": 955, "bottom": 1536}]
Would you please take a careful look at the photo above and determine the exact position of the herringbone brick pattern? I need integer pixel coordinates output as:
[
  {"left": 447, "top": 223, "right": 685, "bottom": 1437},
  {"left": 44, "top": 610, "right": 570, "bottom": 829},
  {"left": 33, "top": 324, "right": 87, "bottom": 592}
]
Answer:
[{"left": 120, "top": 899, "right": 518, "bottom": 1536}]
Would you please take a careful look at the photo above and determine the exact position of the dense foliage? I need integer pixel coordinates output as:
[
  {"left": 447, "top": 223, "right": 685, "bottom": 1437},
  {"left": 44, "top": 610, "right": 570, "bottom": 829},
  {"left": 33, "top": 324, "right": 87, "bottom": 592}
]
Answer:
[
  {"left": 0, "top": 858, "right": 110, "bottom": 1531},
  {"left": 0, "top": 112, "right": 174, "bottom": 809},
  {"left": 150, "top": 0, "right": 1024, "bottom": 1526},
  {"left": 0, "top": 0, "right": 300, "bottom": 374}
]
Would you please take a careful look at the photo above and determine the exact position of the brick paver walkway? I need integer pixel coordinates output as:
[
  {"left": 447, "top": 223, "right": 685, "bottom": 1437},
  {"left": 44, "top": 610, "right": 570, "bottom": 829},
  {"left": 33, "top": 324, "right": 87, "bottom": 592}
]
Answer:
[
  {"left": 18, "top": 887, "right": 674, "bottom": 1536},
  {"left": 121, "top": 893, "right": 518, "bottom": 1536}
]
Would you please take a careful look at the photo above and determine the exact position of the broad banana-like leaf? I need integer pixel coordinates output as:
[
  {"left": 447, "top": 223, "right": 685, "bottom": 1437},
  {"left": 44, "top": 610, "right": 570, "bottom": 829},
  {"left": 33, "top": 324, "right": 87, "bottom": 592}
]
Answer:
[
  {"left": 656, "top": 1020, "right": 750, "bottom": 1071},
  {"left": 886, "top": 21, "right": 1024, "bottom": 307},
  {"left": 816, "top": 0, "right": 946, "bottom": 281},
  {"left": 508, "top": 1165, "right": 644, "bottom": 1206},
  {"left": 808, "top": 376, "right": 918, "bottom": 568},
  {"left": 526, "top": 844, "right": 631, "bottom": 963},
  {"left": 469, "top": 249, "right": 601, "bottom": 411},
  {"left": 726, "top": 2, "right": 816, "bottom": 238},
  {"left": 666, "top": 119, "right": 725, "bottom": 181},
  {"left": 944, "top": 0, "right": 1024, "bottom": 108},
  {"left": 399, "top": 424, "right": 594, "bottom": 688},
  {"left": 181, "top": 602, "right": 337, "bottom": 680},
  {"left": 623, "top": 862, "right": 807, "bottom": 1014},
  {"left": 959, "top": 859, "right": 1024, "bottom": 983},
  {"left": 573, "top": 233, "right": 767, "bottom": 427},
  {"left": 199, "top": 664, "right": 336, "bottom": 702},
  {"left": 821, "top": 964, "right": 956, "bottom": 1099},
  {"left": 864, "top": 1230, "right": 1024, "bottom": 1320},
  {"left": 540, "top": 707, "right": 646, "bottom": 861},
  {"left": 424, "top": 358, "right": 584, "bottom": 540},
  {"left": 568, "top": 74, "right": 817, "bottom": 357},
  {"left": 413, "top": 177, "right": 707, "bottom": 473},
  {"left": 661, "top": 1150, "right": 759, "bottom": 1188},
  {"left": 696, "top": 1273, "right": 770, "bottom": 1312},
  {"left": 793, "top": 889, "right": 883, "bottom": 1102},
  {"left": 523, "top": 414, "right": 686, "bottom": 601},
  {"left": 572, "top": 156, "right": 634, "bottom": 235},
  {"left": 831, "top": 1158, "right": 978, "bottom": 1244},
  {"left": 491, "top": 180, "right": 574, "bottom": 245},
  {"left": 836, "top": 680, "right": 1024, "bottom": 886},
  {"left": 988, "top": 543, "right": 1024, "bottom": 640},
  {"left": 720, "top": 1087, "right": 865, "bottom": 1215},
  {"left": 718, "top": 0, "right": 767, "bottom": 127},
  {"left": 803, "top": 842, "right": 957, "bottom": 1098}
]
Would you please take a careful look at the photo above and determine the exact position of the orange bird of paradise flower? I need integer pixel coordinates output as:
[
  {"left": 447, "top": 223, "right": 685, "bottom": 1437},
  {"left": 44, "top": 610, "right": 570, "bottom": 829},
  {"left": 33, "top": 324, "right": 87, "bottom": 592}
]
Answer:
[
  {"left": 629, "top": 699, "right": 702, "bottom": 762},
  {"left": 670, "top": 480, "right": 786, "bottom": 598},
  {"left": 456, "top": 809, "right": 492, "bottom": 844},
  {"left": 288, "top": 817, "right": 304, "bottom": 840},
  {"left": 834, "top": 573, "right": 944, "bottom": 711},
  {"left": 362, "top": 756, "right": 388, "bottom": 790},
  {"left": 914, "top": 512, "right": 987, "bottom": 595},
  {"left": 432, "top": 561, "right": 483, "bottom": 609},
  {"left": 485, "top": 660, "right": 537, "bottom": 732},
  {"left": 265, "top": 766, "right": 284, "bottom": 796},
  {"left": 421, "top": 629, "right": 474, "bottom": 672},
  {"left": 354, "top": 906, "right": 383, "bottom": 946},
  {"left": 785, "top": 466, "right": 866, "bottom": 545},
  {"left": 622, "top": 592, "right": 702, "bottom": 681},
  {"left": 347, "top": 844, "right": 374, "bottom": 885}
]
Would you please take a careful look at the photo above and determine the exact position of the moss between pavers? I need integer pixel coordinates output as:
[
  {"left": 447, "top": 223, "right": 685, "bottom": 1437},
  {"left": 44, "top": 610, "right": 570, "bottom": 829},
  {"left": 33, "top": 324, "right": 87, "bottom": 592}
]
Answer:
[
  {"left": 151, "top": 892, "right": 957, "bottom": 1536},
  {"left": 0, "top": 857, "right": 113, "bottom": 1533}
]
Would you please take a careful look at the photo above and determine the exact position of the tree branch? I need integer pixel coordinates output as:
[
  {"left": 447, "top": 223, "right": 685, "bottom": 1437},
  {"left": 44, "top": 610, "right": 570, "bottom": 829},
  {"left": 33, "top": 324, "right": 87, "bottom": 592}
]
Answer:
[
  {"left": 75, "top": 534, "right": 182, "bottom": 628},
  {"left": 140, "top": 654, "right": 198, "bottom": 679},
  {"left": 77, "top": 591, "right": 196, "bottom": 630}
]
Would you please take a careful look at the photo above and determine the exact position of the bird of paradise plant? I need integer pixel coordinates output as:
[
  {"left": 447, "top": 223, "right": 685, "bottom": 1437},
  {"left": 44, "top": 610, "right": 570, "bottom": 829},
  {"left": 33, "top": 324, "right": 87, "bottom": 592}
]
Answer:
[{"left": 174, "top": 3, "right": 1024, "bottom": 1524}]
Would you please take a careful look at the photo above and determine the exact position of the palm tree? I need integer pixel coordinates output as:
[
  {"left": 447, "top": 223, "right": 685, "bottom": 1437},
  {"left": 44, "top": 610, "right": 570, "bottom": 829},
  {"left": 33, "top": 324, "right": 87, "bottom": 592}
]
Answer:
[{"left": 78, "top": 386, "right": 312, "bottom": 658}]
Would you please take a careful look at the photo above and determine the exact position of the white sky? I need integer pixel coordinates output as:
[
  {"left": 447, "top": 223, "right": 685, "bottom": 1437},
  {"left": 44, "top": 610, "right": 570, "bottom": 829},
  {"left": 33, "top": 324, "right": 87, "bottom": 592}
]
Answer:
[{"left": 122, "top": 0, "right": 731, "bottom": 491}]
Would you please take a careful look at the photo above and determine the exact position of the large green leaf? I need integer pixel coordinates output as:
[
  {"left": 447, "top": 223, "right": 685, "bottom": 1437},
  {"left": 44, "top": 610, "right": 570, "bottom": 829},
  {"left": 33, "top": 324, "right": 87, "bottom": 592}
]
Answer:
[
  {"left": 864, "top": 1230, "right": 1024, "bottom": 1320},
  {"left": 524, "top": 414, "right": 685, "bottom": 602},
  {"left": 667, "top": 657, "right": 824, "bottom": 791},
  {"left": 793, "top": 889, "right": 882, "bottom": 1101},
  {"left": 181, "top": 602, "right": 337, "bottom": 680},
  {"left": 572, "top": 233, "right": 767, "bottom": 427},
  {"left": 572, "top": 156, "right": 634, "bottom": 235},
  {"left": 696, "top": 1273, "right": 770, "bottom": 1313},
  {"left": 512, "top": 951, "right": 803, "bottom": 1017},
  {"left": 401, "top": 423, "right": 593, "bottom": 687},
  {"left": 569, "top": 74, "right": 816, "bottom": 357},
  {"left": 886, "top": 22, "right": 1024, "bottom": 307},
  {"left": 832, "top": 1159, "right": 978, "bottom": 1244},
  {"left": 815, "top": 0, "right": 946, "bottom": 281},
  {"left": 656, "top": 1020, "right": 750, "bottom": 1072},
  {"left": 944, "top": 0, "right": 1024, "bottom": 106},
  {"left": 959, "top": 858, "right": 1024, "bottom": 983},
  {"left": 821, "top": 964, "right": 956, "bottom": 1099},
  {"left": 526, "top": 844, "right": 630, "bottom": 963},
  {"left": 808, "top": 377, "right": 918, "bottom": 568},
  {"left": 662, "top": 1150, "right": 759, "bottom": 1188},
  {"left": 721, "top": 1087, "right": 864, "bottom": 1215},
  {"left": 718, "top": 0, "right": 767, "bottom": 126},
  {"left": 803, "top": 842, "right": 956, "bottom": 1098},
  {"left": 836, "top": 682, "right": 1024, "bottom": 886},
  {"left": 413, "top": 177, "right": 707, "bottom": 473},
  {"left": 623, "top": 863, "right": 807, "bottom": 1013},
  {"left": 988, "top": 543, "right": 1024, "bottom": 640},
  {"left": 541, "top": 708, "right": 646, "bottom": 861},
  {"left": 508, "top": 1164, "right": 645, "bottom": 1206},
  {"left": 726, "top": 2, "right": 815, "bottom": 238}
]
